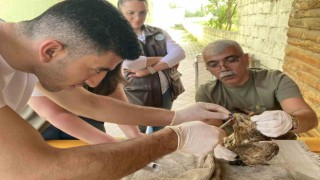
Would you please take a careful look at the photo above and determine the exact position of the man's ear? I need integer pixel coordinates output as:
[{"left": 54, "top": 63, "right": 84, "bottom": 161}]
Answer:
[{"left": 38, "top": 40, "right": 66, "bottom": 63}]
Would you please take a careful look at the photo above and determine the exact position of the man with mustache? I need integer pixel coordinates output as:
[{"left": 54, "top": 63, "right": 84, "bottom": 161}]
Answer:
[{"left": 196, "top": 39, "right": 318, "bottom": 161}]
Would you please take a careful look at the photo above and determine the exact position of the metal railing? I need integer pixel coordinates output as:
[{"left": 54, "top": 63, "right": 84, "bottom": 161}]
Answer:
[{"left": 194, "top": 53, "right": 202, "bottom": 89}]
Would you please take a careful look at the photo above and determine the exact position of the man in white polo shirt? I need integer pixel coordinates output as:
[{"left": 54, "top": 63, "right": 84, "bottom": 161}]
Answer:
[{"left": 0, "top": 1, "right": 230, "bottom": 179}]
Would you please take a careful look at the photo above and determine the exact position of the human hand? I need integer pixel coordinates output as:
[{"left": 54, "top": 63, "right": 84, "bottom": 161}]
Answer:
[
  {"left": 251, "top": 110, "right": 292, "bottom": 137},
  {"left": 127, "top": 69, "right": 150, "bottom": 77},
  {"left": 171, "top": 102, "right": 230, "bottom": 125},
  {"left": 214, "top": 144, "right": 237, "bottom": 161},
  {"left": 167, "top": 121, "right": 225, "bottom": 156}
]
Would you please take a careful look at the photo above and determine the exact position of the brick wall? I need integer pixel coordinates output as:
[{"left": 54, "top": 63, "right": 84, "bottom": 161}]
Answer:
[
  {"left": 184, "top": 0, "right": 294, "bottom": 70},
  {"left": 237, "top": 0, "right": 294, "bottom": 70},
  {"left": 283, "top": 0, "right": 320, "bottom": 137}
]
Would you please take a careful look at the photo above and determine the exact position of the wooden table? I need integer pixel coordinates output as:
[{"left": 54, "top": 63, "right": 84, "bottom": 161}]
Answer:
[
  {"left": 297, "top": 137, "right": 320, "bottom": 155},
  {"left": 46, "top": 140, "right": 89, "bottom": 148}
]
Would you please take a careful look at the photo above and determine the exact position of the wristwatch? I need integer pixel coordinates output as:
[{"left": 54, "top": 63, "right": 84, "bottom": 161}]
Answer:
[{"left": 290, "top": 115, "right": 299, "bottom": 130}]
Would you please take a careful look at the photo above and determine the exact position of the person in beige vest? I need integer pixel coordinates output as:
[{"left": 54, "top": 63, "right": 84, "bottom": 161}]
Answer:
[{"left": 119, "top": 0, "right": 186, "bottom": 133}]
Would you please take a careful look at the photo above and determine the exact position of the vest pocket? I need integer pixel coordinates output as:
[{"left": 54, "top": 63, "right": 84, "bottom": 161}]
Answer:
[
  {"left": 170, "top": 70, "right": 182, "bottom": 81},
  {"left": 167, "top": 69, "right": 185, "bottom": 100}
]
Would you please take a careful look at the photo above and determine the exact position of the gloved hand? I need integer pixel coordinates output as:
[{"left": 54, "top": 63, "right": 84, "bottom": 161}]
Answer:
[
  {"left": 214, "top": 144, "right": 237, "bottom": 161},
  {"left": 251, "top": 110, "right": 292, "bottom": 137},
  {"left": 166, "top": 121, "right": 225, "bottom": 156},
  {"left": 171, "top": 102, "right": 230, "bottom": 125}
]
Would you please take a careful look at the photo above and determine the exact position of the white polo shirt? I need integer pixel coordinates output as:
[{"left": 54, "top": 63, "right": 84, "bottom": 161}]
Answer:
[{"left": 0, "top": 54, "right": 38, "bottom": 113}]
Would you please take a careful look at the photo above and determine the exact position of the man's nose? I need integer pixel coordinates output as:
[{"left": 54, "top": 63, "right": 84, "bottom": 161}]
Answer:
[
  {"left": 218, "top": 60, "right": 228, "bottom": 70},
  {"left": 85, "top": 74, "right": 102, "bottom": 88},
  {"left": 133, "top": 13, "right": 140, "bottom": 20},
  {"left": 134, "top": 13, "right": 144, "bottom": 20}
]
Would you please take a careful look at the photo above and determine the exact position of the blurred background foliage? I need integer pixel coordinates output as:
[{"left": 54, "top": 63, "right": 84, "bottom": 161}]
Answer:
[
  {"left": 0, "top": 0, "right": 237, "bottom": 32},
  {"left": 178, "top": 0, "right": 238, "bottom": 31},
  {"left": 205, "top": 0, "right": 238, "bottom": 31}
]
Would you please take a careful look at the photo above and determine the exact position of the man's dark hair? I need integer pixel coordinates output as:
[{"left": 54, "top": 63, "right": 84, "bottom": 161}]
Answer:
[{"left": 22, "top": 0, "right": 141, "bottom": 60}]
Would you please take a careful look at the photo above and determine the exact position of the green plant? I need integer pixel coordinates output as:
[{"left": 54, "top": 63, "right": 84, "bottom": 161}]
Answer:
[
  {"left": 206, "top": 0, "right": 238, "bottom": 31},
  {"left": 172, "top": 24, "right": 185, "bottom": 30},
  {"left": 169, "top": 3, "right": 177, "bottom": 9},
  {"left": 184, "top": 5, "right": 206, "bottom": 17}
]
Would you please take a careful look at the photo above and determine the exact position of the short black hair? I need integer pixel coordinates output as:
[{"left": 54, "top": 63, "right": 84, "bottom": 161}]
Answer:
[{"left": 23, "top": 0, "right": 141, "bottom": 60}]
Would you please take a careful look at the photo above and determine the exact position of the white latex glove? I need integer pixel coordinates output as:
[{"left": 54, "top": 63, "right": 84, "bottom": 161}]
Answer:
[
  {"left": 171, "top": 102, "right": 230, "bottom": 125},
  {"left": 214, "top": 144, "right": 237, "bottom": 161},
  {"left": 251, "top": 110, "right": 292, "bottom": 137},
  {"left": 166, "top": 121, "right": 224, "bottom": 156}
]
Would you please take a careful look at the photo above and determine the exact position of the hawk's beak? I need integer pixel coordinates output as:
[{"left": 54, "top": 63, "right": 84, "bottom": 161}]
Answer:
[{"left": 219, "top": 113, "right": 234, "bottom": 129}]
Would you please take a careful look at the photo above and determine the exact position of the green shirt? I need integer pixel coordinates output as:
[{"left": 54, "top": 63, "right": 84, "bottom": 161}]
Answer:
[{"left": 195, "top": 69, "right": 302, "bottom": 138}]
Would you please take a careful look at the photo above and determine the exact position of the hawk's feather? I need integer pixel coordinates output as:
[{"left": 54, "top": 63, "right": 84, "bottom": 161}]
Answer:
[{"left": 224, "top": 113, "right": 279, "bottom": 166}]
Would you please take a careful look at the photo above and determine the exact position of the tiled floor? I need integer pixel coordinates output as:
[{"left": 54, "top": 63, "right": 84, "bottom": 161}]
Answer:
[{"left": 104, "top": 27, "right": 213, "bottom": 137}]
